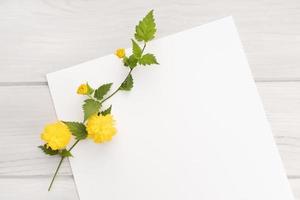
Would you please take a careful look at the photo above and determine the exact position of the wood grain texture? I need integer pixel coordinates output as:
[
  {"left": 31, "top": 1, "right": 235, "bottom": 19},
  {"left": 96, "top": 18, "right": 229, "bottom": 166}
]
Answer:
[
  {"left": 0, "top": 0, "right": 299, "bottom": 199},
  {"left": 0, "top": 85, "right": 72, "bottom": 176},
  {"left": 0, "top": 176, "right": 79, "bottom": 200},
  {"left": 0, "top": 0, "right": 299, "bottom": 82},
  {"left": 258, "top": 82, "right": 300, "bottom": 177}
]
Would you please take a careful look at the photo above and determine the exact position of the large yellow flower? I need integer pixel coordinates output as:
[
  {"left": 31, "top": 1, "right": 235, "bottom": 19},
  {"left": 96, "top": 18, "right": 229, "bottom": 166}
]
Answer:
[
  {"left": 41, "top": 121, "right": 72, "bottom": 150},
  {"left": 86, "top": 114, "right": 117, "bottom": 143}
]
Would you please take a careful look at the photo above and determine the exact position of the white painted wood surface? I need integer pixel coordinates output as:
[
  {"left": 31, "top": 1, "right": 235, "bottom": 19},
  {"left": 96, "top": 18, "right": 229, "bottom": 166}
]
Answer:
[{"left": 0, "top": 1, "right": 299, "bottom": 199}]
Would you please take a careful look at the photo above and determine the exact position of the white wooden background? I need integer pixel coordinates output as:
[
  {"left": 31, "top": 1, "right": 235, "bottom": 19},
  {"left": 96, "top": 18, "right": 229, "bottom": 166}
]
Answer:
[{"left": 0, "top": 0, "right": 300, "bottom": 199}]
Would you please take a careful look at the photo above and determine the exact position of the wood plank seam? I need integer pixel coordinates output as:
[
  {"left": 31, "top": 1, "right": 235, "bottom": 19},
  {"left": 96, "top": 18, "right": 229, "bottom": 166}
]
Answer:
[{"left": 1, "top": 80, "right": 300, "bottom": 87}]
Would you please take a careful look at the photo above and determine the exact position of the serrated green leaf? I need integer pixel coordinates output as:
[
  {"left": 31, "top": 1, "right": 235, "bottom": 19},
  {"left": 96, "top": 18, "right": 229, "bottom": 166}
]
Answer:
[
  {"left": 86, "top": 82, "right": 94, "bottom": 95},
  {"left": 135, "top": 10, "right": 156, "bottom": 42},
  {"left": 94, "top": 83, "right": 113, "bottom": 100},
  {"left": 123, "top": 56, "right": 137, "bottom": 69},
  {"left": 63, "top": 121, "right": 87, "bottom": 140},
  {"left": 101, "top": 105, "right": 112, "bottom": 116},
  {"left": 139, "top": 54, "right": 159, "bottom": 65},
  {"left": 120, "top": 74, "right": 134, "bottom": 91},
  {"left": 132, "top": 39, "right": 142, "bottom": 58},
  {"left": 123, "top": 56, "right": 130, "bottom": 67},
  {"left": 38, "top": 145, "right": 59, "bottom": 156},
  {"left": 83, "top": 99, "right": 100, "bottom": 121},
  {"left": 127, "top": 55, "right": 138, "bottom": 69},
  {"left": 60, "top": 149, "right": 73, "bottom": 157}
]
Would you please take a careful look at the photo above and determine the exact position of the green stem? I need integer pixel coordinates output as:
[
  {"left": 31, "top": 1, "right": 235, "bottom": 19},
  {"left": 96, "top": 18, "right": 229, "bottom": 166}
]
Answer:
[
  {"left": 100, "top": 68, "right": 132, "bottom": 104},
  {"left": 48, "top": 42, "right": 148, "bottom": 191},
  {"left": 48, "top": 139, "right": 80, "bottom": 191},
  {"left": 141, "top": 43, "right": 146, "bottom": 53},
  {"left": 48, "top": 156, "right": 64, "bottom": 191},
  {"left": 69, "top": 139, "right": 80, "bottom": 151},
  {"left": 87, "top": 94, "right": 94, "bottom": 99},
  {"left": 100, "top": 42, "right": 147, "bottom": 104},
  {"left": 100, "top": 85, "right": 121, "bottom": 104}
]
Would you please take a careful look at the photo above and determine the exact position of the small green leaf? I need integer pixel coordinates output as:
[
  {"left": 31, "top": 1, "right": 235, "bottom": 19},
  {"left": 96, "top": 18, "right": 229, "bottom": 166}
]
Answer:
[
  {"left": 60, "top": 149, "right": 73, "bottom": 157},
  {"left": 139, "top": 54, "right": 159, "bottom": 65},
  {"left": 123, "top": 57, "right": 128, "bottom": 66},
  {"left": 101, "top": 105, "right": 112, "bottom": 116},
  {"left": 123, "top": 55, "right": 139, "bottom": 69},
  {"left": 126, "top": 55, "right": 138, "bottom": 69},
  {"left": 38, "top": 145, "right": 59, "bottom": 156},
  {"left": 120, "top": 74, "right": 134, "bottom": 91},
  {"left": 123, "top": 56, "right": 130, "bottom": 67},
  {"left": 86, "top": 83, "right": 94, "bottom": 95},
  {"left": 94, "top": 83, "right": 113, "bottom": 100},
  {"left": 135, "top": 10, "right": 156, "bottom": 42},
  {"left": 63, "top": 121, "right": 87, "bottom": 140},
  {"left": 132, "top": 39, "right": 142, "bottom": 58},
  {"left": 83, "top": 99, "right": 100, "bottom": 121}
]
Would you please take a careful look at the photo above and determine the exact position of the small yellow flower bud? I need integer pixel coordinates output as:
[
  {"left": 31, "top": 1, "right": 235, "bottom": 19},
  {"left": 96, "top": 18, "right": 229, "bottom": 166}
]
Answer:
[
  {"left": 115, "top": 48, "right": 126, "bottom": 58},
  {"left": 77, "top": 84, "right": 89, "bottom": 95}
]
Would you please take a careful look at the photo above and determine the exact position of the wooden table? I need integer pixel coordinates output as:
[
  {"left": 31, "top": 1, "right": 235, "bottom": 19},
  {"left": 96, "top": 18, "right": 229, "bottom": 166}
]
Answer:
[{"left": 0, "top": 1, "right": 300, "bottom": 199}]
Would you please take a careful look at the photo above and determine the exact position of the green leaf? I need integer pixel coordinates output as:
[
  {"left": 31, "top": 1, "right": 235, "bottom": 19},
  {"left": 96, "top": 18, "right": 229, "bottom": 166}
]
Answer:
[
  {"left": 123, "top": 56, "right": 130, "bottom": 67},
  {"left": 132, "top": 39, "right": 142, "bottom": 58},
  {"left": 83, "top": 99, "right": 100, "bottom": 121},
  {"left": 94, "top": 83, "right": 113, "bottom": 100},
  {"left": 139, "top": 54, "right": 159, "bottom": 65},
  {"left": 123, "top": 55, "right": 139, "bottom": 69},
  {"left": 120, "top": 74, "right": 134, "bottom": 91},
  {"left": 86, "top": 83, "right": 94, "bottom": 95},
  {"left": 128, "top": 55, "right": 138, "bottom": 69},
  {"left": 135, "top": 10, "right": 156, "bottom": 42},
  {"left": 63, "top": 121, "right": 87, "bottom": 140},
  {"left": 60, "top": 149, "right": 73, "bottom": 157},
  {"left": 38, "top": 145, "right": 59, "bottom": 156},
  {"left": 101, "top": 105, "right": 112, "bottom": 116}
]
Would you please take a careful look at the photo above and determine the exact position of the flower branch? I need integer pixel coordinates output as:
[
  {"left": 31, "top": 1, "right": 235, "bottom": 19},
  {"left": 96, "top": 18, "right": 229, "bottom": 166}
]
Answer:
[{"left": 38, "top": 10, "right": 159, "bottom": 191}]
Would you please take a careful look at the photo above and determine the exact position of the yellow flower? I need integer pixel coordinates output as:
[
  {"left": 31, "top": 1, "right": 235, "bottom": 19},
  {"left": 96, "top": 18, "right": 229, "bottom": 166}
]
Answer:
[
  {"left": 41, "top": 121, "right": 72, "bottom": 150},
  {"left": 77, "top": 84, "right": 89, "bottom": 95},
  {"left": 115, "top": 48, "right": 125, "bottom": 58},
  {"left": 86, "top": 114, "right": 117, "bottom": 143}
]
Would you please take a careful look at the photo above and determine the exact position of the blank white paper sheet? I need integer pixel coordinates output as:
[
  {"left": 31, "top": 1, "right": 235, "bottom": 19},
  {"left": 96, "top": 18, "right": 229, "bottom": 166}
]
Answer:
[{"left": 47, "top": 17, "right": 295, "bottom": 200}]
